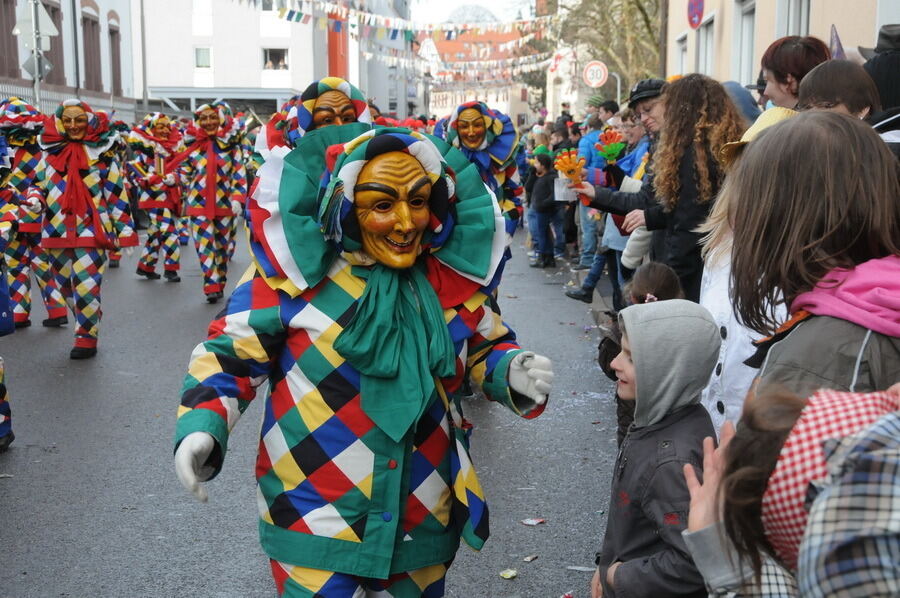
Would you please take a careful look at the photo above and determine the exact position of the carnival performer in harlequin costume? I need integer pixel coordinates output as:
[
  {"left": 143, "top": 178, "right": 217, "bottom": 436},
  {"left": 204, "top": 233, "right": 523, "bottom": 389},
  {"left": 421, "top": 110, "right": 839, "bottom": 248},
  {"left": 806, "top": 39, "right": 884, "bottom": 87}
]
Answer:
[
  {"left": 174, "top": 126, "right": 554, "bottom": 598},
  {"left": 177, "top": 101, "right": 248, "bottom": 303},
  {"left": 128, "top": 113, "right": 185, "bottom": 282},
  {"left": 442, "top": 101, "right": 523, "bottom": 239},
  {"left": 0, "top": 141, "right": 16, "bottom": 451},
  {"left": 36, "top": 99, "right": 138, "bottom": 359},
  {"left": 254, "top": 77, "right": 372, "bottom": 162},
  {"left": 100, "top": 114, "right": 133, "bottom": 268},
  {"left": 0, "top": 97, "right": 67, "bottom": 328}
]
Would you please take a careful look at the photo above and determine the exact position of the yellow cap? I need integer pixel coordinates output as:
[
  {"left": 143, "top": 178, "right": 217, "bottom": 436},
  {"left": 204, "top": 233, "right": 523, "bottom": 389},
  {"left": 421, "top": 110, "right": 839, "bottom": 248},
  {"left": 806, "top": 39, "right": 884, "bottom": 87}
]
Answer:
[{"left": 721, "top": 107, "right": 798, "bottom": 166}]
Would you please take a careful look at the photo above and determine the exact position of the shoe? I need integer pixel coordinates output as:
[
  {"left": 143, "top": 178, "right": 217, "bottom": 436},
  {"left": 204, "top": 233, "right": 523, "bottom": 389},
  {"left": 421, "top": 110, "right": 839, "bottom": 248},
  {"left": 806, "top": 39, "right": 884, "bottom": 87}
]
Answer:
[
  {"left": 565, "top": 288, "right": 594, "bottom": 303},
  {"left": 69, "top": 346, "right": 97, "bottom": 359},
  {"left": 545, "top": 257, "right": 557, "bottom": 267},
  {"left": 163, "top": 271, "right": 181, "bottom": 283},
  {"left": 214, "top": 291, "right": 224, "bottom": 299},
  {"left": 0, "top": 431, "right": 14, "bottom": 453},
  {"left": 14, "top": 320, "right": 31, "bottom": 329},
  {"left": 206, "top": 293, "right": 219, "bottom": 304},
  {"left": 42, "top": 315, "right": 68, "bottom": 327},
  {"left": 529, "top": 258, "right": 547, "bottom": 268},
  {"left": 179, "top": 239, "right": 189, "bottom": 246},
  {"left": 571, "top": 263, "right": 591, "bottom": 271},
  {"left": 554, "top": 252, "right": 566, "bottom": 260},
  {"left": 136, "top": 268, "right": 161, "bottom": 280},
  {"left": 108, "top": 260, "right": 120, "bottom": 268}
]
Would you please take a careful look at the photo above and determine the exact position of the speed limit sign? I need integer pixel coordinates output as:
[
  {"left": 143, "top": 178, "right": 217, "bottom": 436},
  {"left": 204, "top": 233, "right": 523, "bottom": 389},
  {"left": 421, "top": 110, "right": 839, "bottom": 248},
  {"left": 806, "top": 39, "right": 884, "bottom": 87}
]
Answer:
[{"left": 582, "top": 60, "right": 608, "bottom": 88}]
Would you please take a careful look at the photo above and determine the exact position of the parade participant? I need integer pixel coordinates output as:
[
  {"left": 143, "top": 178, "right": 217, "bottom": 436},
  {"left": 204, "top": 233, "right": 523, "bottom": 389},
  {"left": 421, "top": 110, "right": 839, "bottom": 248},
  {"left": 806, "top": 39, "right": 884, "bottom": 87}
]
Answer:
[
  {"left": 0, "top": 159, "right": 15, "bottom": 451},
  {"left": 103, "top": 114, "right": 135, "bottom": 268},
  {"left": 254, "top": 78, "right": 372, "bottom": 163},
  {"left": 174, "top": 126, "right": 554, "bottom": 597},
  {"left": 128, "top": 113, "right": 185, "bottom": 282},
  {"left": 176, "top": 101, "right": 248, "bottom": 303},
  {"left": 36, "top": 99, "right": 138, "bottom": 359},
  {"left": 0, "top": 97, "right": 67, "bottom": 328},
  {"left": 443, "top": 101, "right": 523, "bottom": 239}
]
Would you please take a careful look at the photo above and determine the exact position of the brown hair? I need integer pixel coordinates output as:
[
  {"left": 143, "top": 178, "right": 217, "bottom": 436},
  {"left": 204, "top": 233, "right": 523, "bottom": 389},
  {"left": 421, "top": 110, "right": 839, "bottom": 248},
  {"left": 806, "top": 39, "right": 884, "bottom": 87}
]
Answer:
[
  {"left": 798, "top": 60, "right": 882, "bottom": 115},
  {"left": 617, "top": 108, "right": 636, "bottom": 123},
  {"left": 729, "top": 111, "right": 900, "bottom": 335},
  {"left": 761, "top": 36, "right": 830, "bottom": 85},
  {"left": 625, "top": 262, "right": 684, "bottom": 304},
  {"left": 719, "top": 387, "right": 807, "bottom": 580},
  {"left": 652, "top": 74, "right": 746, "bottom": 210}
]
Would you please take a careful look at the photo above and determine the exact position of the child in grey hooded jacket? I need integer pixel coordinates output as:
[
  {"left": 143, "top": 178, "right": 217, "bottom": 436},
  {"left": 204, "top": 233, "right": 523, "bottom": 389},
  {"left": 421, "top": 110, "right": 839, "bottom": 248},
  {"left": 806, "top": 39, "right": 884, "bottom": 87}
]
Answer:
[{"left": 594, "top": 299, "right": 720, "bottom": 598}]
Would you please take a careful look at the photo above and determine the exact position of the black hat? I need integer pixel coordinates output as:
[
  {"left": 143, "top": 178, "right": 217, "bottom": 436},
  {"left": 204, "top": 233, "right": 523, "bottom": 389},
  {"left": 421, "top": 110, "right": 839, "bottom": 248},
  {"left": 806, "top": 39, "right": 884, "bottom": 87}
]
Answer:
[
  {"left": 745, "top": 69, "right": 766, "bottom": 92},
  {"left": 859, "top": 24, "right": 900, "bottom": 60},
  {"left": 627, "top": 78, "right": 666, "bottom": 108}
]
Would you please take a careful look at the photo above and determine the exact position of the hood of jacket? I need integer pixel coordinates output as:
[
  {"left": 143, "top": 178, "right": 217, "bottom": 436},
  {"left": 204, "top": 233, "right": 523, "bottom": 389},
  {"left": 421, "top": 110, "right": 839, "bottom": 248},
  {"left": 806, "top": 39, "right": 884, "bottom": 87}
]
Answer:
[
  {"left": 619, "top": 299, "right": 721, "bottom": 427},
  {"left": 791, "top": 254, "right": 900, "bottom": 337}
]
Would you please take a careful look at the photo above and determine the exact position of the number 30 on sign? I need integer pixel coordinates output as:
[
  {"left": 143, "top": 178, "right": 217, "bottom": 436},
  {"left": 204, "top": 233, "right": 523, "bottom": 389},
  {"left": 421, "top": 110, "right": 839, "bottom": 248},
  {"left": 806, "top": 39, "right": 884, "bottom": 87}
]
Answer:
[{"left": 582, "top": 61, "right": 608, "bottom": 88}]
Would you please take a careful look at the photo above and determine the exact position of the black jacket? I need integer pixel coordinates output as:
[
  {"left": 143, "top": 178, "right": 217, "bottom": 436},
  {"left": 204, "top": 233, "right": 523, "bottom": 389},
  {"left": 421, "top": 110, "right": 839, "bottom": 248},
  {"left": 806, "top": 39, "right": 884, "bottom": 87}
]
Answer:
[
  {"left": 528, "top": 171, "right": 557, "bottom": 214},
  {"left": 598, "top": 404, "right": 712, "bottom": 598}
]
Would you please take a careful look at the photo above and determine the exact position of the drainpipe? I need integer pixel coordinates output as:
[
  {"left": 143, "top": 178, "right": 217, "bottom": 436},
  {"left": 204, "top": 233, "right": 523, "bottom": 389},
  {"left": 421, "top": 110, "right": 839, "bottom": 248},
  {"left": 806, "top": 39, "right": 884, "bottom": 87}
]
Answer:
[{"left": 71, "top": 0, "right": 80, "bottom": 98}]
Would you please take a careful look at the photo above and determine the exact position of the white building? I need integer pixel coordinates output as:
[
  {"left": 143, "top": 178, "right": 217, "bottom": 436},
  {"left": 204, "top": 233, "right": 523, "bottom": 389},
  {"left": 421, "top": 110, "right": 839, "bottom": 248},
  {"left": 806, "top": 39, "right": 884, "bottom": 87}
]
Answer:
[
  {"left": 0, "top": 0, "right": 136, "bottom": 120},
  {"left": 130, "top": 0, "right": 322, "bottom": 119}
]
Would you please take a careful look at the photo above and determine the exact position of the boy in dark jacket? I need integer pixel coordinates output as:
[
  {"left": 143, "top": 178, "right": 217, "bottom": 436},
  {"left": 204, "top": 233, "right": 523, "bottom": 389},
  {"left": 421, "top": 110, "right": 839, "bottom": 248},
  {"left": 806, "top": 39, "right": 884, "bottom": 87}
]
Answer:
[
  {"left": 526, "top": 153, "right": 558, "bottom": 268},
  {"left": 594, "top": 299, "right": 719, "bottom": 598}
]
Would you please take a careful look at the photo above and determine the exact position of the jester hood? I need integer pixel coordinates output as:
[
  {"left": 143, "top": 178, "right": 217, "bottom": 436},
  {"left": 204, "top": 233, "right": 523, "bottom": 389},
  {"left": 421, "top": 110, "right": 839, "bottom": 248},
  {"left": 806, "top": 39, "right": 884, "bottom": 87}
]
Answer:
[
  {"left": 183, "top": 100, "right": 243, "bottom": 147},
  {"left": 247, "top": 124, "right": 506, "bottom": 305},
  {"left": 0, "top": 97, "right": 43, "bottom": 143},
  {"left": 39, "top": 99, "right": 119, "bottom": 158},
  {"left": 255, "top": 77, "right": 372, "bottom": 159},
  {"left": 444, "top": 101, "right": 519, "bottom": 175},
  {"left": 129, "top": 112, "right": 183, "bottom": 154}
]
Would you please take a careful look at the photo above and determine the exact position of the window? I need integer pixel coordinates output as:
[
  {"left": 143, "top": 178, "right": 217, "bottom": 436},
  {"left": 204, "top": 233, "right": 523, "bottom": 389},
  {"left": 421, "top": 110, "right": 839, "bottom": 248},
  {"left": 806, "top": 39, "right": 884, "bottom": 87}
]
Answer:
[
  {"left": 696, "top": 18, "right": 714, "bottom": 75},
  {"left": 736, "top": 2, "right": 755, "bottom": 85},
  {"left": 0, "top": 0, "right": 18, "bottom": 78},
  {"left": 676, "top": 34, "right": 688, "bottom": 74},
  {"left": 81, "top": 14, "right": 102, "bottom": 91},
  {"left": 109, "top": 25, "right": 121, "bottom": 95},
  {"left": 195, "top": 47, "right": 211, "bottom": 68},
  {"left": 43, "top": 1, "right": 65, "bottom": 85},
  {"left": 263, "top": 48, "right": 288, "bottom": 70},
  {"left": 784, "top": 0, "right": 809, "bottom": 35},
  {"left": 261, "top": 0, "right": 286, "bottom": 10}
]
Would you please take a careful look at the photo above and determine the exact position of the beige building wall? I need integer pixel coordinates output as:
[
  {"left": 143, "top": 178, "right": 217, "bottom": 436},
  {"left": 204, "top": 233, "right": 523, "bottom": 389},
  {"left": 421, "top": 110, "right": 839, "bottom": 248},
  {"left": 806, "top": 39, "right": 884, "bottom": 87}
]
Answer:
[{"left": 666, "top": 0, "right": 896, "bottom": 86}]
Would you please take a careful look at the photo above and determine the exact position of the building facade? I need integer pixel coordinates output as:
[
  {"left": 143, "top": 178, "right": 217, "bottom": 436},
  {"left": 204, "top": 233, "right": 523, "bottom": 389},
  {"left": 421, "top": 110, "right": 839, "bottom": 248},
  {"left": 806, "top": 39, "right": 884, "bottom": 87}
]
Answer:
[
  {"left": 666, "top": 0, "right": 900, "bottom": 86},
  {"left": 0, "top": 0, "right": 136, "bottom": 120}
]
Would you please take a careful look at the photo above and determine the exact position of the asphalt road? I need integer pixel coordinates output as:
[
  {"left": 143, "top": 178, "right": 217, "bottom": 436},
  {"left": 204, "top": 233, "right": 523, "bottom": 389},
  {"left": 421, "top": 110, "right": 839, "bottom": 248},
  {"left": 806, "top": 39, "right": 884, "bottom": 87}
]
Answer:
[{"left": 0, "top": 235, "right": 619, "bottom": 598}]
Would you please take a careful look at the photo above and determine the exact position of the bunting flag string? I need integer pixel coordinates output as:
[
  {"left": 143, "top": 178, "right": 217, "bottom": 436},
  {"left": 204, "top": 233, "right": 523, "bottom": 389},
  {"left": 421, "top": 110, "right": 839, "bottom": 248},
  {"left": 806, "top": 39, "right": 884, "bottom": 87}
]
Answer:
[{"left": 273, "top": 0, "right": 558, "bottom": 35}]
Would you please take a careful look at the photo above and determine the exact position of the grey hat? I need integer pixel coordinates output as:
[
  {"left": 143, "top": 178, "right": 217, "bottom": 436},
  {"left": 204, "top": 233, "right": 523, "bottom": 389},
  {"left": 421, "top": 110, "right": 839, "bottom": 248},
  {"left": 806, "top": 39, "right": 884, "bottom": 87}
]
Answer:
[{"left": 859, "top": 24, "right": 900, "bottom": 60}]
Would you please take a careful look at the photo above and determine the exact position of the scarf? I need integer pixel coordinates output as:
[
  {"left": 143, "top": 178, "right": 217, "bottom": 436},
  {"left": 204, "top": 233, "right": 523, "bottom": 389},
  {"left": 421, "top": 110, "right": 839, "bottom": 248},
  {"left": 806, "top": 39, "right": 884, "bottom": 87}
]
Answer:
[
  {"left": 760, "top": 388, "right": 900, "bottom": 571},
  {"left": 334, "top": 263, "right": 456, "bottom": 442}
]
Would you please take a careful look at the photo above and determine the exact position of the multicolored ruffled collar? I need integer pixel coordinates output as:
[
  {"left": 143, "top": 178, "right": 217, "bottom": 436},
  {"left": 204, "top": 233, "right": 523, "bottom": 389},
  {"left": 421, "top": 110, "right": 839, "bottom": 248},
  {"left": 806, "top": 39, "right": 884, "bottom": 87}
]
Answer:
[
  {"left": 0, "top": 97, "right": 43, "bottom": 144},
  {"left": 246, "top": 124, "right": 506, "bottom": 302},
  {"left": 444, "top": 101, "right": 519, "bottom": 173},
  {"left": 183, "top": 101, "right": 243, "bottom": 148},
  {"left": 39, "top": 99, "right": 119, "bottom": 157}
]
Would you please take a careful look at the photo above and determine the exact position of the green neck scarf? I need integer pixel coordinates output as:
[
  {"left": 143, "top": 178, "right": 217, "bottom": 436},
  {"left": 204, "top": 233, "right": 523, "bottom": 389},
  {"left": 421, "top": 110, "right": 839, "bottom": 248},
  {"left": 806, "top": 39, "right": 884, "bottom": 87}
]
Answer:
[{"left": 333, "top": 262, "right": 456, "bottom": 442}]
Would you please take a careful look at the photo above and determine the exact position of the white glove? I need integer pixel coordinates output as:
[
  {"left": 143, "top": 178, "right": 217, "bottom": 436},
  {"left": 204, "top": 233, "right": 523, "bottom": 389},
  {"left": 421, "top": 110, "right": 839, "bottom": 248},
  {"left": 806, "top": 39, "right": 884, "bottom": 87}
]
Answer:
[
  {"left": 23, "top": 195, "right": 43, "bottom": 212},
  {"left": 124, "top": 246, "right": 135, "bottom": 257},
  {"left": 174, "top": 431, "right": 216, "bottom": 503},
  {"left": 508, "top": 351, "right": 554, "bottom": 405},
  {"left": 163, "top": 173, "right": 176, "bottom": 186},
  {"left": 230, "top": 199, "right": 243, "bottom": 217}
]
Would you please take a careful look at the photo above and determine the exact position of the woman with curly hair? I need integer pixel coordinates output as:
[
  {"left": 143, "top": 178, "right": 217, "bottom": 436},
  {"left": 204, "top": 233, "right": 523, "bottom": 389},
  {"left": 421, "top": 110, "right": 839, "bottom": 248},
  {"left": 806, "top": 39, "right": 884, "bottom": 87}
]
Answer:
[{"left": 620, "top": 74, "right": 746, "bottom": 301}]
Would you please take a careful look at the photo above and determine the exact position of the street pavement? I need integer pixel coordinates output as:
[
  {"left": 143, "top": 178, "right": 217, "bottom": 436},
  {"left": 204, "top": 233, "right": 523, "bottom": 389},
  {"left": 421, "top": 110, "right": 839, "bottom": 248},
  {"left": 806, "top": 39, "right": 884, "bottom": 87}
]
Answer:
[{"left": 0, "top": 235, "right": 619, "bottom": 598}]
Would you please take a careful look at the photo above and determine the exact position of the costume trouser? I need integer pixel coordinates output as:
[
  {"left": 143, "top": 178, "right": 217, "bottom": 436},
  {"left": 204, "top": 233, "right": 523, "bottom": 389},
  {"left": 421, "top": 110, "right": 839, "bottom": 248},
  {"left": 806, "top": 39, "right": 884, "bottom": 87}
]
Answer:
[
  {"left": 0, "top": 357, "right": 10, "bottom": 439},
  {"left": 270, "top": 559, "right": 450, "bottom": 598},
  {"left": 224, "top": 216, "right": 238, "bottom": 279},
  {"left": 578, "top": 203, "right": 598, "bottom": 266},
  {"left": 4, "top": 232, "right": 67, "bottom": 323},
  {"left": 177, "top": 216, "right": 190, "bottom": 245},
  {"left": 190, "top": 215, "right": 233, "bottom": 294},
  {"left": 137, "top": 207, "right": 180, "bottom": 273},
  {"left": 46, "top": 247, "right": 106, "bottom": 348}
]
